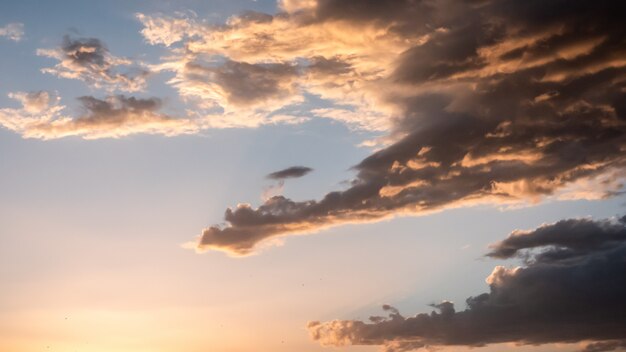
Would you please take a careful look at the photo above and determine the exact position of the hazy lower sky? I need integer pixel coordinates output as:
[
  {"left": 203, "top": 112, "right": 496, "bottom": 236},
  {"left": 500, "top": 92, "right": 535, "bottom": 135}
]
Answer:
[{"left": 1, "top": 1, "right": 625, "bottom": 352}]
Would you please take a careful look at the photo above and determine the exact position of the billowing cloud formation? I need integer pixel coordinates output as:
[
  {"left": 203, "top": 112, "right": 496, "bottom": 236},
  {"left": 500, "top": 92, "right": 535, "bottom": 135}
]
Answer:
[
  {"left": 267, "top": 166, "right": 313, "bottom": 180},
  {"left": 308, "top": 215, "right": 626, "bottom": 352},
  {"left": 37, "top": 35, "right": 150, "bottom": 92},
  {"left": 487, "top": 215, "right": 626, "bottom": 260},
  {"left": 0, "top": 91, "right": 198, "bottom": 139},
  {"left": 0, "top": 22, "right": 24, "bottom": 41},
  {"left": 193, "top": 0, "right": 626, "bottom": 255}
]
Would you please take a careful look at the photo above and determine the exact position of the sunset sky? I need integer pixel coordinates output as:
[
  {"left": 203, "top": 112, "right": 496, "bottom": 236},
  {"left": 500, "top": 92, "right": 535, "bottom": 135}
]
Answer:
[{"left": 1, "top": 1, "right": 626, "bottom": 352}]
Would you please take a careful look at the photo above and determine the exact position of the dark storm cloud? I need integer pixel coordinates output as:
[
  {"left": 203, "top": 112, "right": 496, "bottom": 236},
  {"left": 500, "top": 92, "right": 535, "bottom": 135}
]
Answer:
[
  {"left": 196, "top": 0, "right": 626, "bottom": 255},
  {"left": 266, "top": 166, "right": 314, "bottom": 180},
  {"left": 308, "top": 215, "right": 626, "bottom": 351},
  {"left": 38, "top": 35, "right": 150, "bottom": 92}
]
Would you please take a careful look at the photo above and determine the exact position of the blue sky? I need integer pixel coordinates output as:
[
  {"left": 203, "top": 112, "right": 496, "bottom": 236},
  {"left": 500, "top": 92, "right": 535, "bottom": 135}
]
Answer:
[{"left": 1, "top": 1, "right": 626, "bottom": 351}]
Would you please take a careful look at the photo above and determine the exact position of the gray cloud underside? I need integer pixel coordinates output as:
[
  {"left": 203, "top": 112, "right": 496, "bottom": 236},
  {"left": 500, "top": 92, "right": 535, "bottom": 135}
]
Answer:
[
  {"left": 198, "top": 0, "right": 626, "bottom": 255},
  {"left": 487, "top": 215, "right": 626, "bottom": 260},
  {"left": 266, "top": 166, "right": 314, "bottom": 180},
  {"left": 308, "top": 215, "right": 626, "bottom": 351}
]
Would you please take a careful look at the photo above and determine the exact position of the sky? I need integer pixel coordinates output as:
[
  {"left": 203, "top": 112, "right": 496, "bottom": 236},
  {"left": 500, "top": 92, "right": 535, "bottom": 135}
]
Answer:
[{"left": 1, "top": 1, "right": 626, "bottom": 352}]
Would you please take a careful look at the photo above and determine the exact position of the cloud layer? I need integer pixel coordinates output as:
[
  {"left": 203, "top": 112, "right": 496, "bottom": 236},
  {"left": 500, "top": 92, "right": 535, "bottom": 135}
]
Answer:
[
  {"left": 194, "top": 0, "right": 626, "bottom": 255},
  {"left": 308, "top": 215, "right": 626, "bottom": 351}
]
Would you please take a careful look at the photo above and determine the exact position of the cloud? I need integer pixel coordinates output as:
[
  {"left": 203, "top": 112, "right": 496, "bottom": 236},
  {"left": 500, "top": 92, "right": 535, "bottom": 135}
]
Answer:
[
  {"left": 136, "top": 13, "right": 197, "bottom": 46},
  {"left": 37, "top": 35, "right": 150, "bottom": 92},
  {"left": 583, "top": 341, "right": 626, "bottom": 352},
  {"left": 191, "top": 0, "right": 626, "bottom": 256},
  {"left": 307, "top": 215, "right": 626, "bottom": 352},
  {"left": 266, "top": 166, "right": 313, "bottom": 180},
  {"left": 177, "top": 59, "right": 302, "bottom": 112},
  {"left": 261, "top": 166, "right": 314, "bottom": 201},
  {"left": 487, "top": 215, "right": 626, "bottom": 260},
  {"left": 0, "top": 92, "right": 199, "bottom": 139},
  {"left": 136, "top": 8, "right": 410, "bottom": 130},
  {"left": 0, "top": 22, "right": 24, "bottom": 41}
]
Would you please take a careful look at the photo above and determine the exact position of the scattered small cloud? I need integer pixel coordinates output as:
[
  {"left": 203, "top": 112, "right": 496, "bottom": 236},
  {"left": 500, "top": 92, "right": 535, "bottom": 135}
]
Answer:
[
  {"left": 0, "top": 22, "right": 24, "bottom": 42},
  {"left": 0, "top": 92, "right": 199, "bottom": 139},
  {"left": 266, "top": 166, "right": 313, "bottom": 180},
  {"left": 37, "top": 35, "right": 150, "bottom": 92}
]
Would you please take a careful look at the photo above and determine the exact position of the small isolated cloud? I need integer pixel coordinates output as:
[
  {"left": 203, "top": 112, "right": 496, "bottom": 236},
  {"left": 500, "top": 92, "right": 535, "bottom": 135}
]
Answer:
[
  {"left": 266, "top": 166, "right": 313, "bottom": 180},
  {"left": 0, "top": 22, "right": 24, "bottom": 42},
  {"left": 0, "top": 91, "right": 199, "bottom": 139},
  {"left": 37, "top": 35, "right": 150, "bottom": 92},
  {"left": 308, "top": 215, "right": 626, "bottom": 352}
]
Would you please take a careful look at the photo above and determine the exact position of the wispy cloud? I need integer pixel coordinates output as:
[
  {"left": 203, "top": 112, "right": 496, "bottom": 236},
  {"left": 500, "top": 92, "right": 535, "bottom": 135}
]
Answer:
[
  {"left": 37, "top": 35, "right": 150, "bottom": 92},
  {"left": 0, "top": 22, "right": 24, "bottom": 42},
  {"left": 136, "top": 8, "right": 408, "bottom": 130},
  {"left": 0, "top": 92, "right": 199, "bottom": 139}
]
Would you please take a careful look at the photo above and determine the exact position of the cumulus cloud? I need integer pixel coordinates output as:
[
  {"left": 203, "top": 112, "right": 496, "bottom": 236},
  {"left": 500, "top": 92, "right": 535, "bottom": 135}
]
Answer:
[
  {"left": 37, "top": 35, "right": 150, "bottom": 92},
  {"left": 191, "top": 0, "right": 626, "bottom": 255},
  {"left": 0, "top": 22, "right": 24, "bottom": 41},
  {"left": 487, "top": 215, "right": 626, "bottom": 260},
  {"left": 266, "top": 166, "right": 313, "bottom": 180},
  {"left": 0, "top": 91, "right": 199, "bottom": 139},
  {"left": 308, "top": 215, "right": 626, "bottom": 352}
]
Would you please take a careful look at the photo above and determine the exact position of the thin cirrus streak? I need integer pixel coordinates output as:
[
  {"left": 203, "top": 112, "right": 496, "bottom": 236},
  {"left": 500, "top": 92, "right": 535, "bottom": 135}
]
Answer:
[
  {"left": 308, "top": 215, "right": 626, "bottom": 352},
  {"left": 187, "top": 0, "right": 626, "bottom": 256}
]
